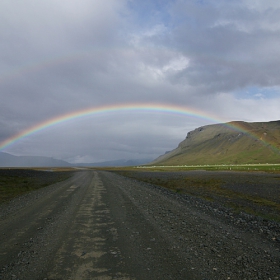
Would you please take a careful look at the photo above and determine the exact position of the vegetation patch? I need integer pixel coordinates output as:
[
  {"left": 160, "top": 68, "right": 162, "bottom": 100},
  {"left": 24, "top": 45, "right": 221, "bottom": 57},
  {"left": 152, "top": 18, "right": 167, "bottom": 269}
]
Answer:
[{"left": 0, "top": 168, "right": 73, "bottom": 204}]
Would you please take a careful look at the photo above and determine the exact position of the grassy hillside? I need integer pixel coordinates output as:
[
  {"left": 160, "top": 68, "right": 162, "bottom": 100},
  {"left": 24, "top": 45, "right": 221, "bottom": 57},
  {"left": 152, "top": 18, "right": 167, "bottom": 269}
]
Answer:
[{"left": 152, "top": 120, "right": 280, "bottom": 165}]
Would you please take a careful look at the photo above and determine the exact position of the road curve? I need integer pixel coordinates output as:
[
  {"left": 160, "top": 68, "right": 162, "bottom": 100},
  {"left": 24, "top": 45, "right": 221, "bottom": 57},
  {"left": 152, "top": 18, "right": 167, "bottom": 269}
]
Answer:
[{"left": 0, "top": 170, "right": 279, "bottom": 279}]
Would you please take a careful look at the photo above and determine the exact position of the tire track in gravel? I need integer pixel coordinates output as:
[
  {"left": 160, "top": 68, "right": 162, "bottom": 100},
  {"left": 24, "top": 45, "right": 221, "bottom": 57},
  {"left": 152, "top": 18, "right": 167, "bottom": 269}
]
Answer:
[
  {"left": 0, "top": 171, "right": 92, "bottom": 279},
  {"left": 0, "top": 172, "right": 86, "bottom": 252},
  {"left": 100, "top": 171, "right": 280, "bottom": 280},
  {"left": 46, "top": 171, "right": 133, "bottom": 280}
]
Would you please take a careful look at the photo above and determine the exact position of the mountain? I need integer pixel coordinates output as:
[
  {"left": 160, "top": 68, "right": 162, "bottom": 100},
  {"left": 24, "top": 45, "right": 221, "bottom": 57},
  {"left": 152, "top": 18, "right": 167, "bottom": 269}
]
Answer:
[
  {"left": 0, "top": 152, "right": 152, "bottom": 167},
  {"left": 151, "top": 120, "right": 280, "bottom": 165},
  {"left": 76, "top": 158, "right": 153, "bottom": 167},
  {"left": 0, "top": 152, "right": 71, "bottom": 167}
]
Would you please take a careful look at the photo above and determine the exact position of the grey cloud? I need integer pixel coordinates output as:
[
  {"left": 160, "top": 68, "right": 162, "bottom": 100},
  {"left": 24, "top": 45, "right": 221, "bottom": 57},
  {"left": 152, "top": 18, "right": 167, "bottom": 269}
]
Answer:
[
  {"left": 1, "top": 0, "right": 280, "bottom": 163},
  {"left": 4, "top": 112, "right": 185, "bottom": 162}
]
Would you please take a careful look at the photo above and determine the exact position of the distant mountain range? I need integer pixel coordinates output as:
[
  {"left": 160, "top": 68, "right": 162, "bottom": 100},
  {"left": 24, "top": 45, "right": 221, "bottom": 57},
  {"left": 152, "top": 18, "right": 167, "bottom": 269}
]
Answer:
[
  {"left": 2, "top": 120, "right": 279, "bottom": 167},
  {"left": 75, "top": 158, "right": 152, "bottom": 167},
  {"left": 0, "top": 152, "right": 152, "bottom": 167},
  {"left": 151, "top": 120, "right": 280, "bottom": 165},
  {"left": 0, "top": 152, "right": 71, "bottom": 167}
]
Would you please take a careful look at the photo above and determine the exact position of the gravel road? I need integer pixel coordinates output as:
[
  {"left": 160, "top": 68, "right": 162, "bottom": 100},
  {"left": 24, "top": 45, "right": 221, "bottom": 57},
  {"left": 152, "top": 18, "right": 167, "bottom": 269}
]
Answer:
[{"left": 0, "top": 170, "right": 279, "bottom": 279}]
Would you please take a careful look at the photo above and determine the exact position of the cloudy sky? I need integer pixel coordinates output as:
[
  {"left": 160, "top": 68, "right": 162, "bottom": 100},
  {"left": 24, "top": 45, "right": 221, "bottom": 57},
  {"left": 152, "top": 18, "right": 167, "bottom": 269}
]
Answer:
[{"left": 1, "top": 0, "right": 280, "bottom": 163}]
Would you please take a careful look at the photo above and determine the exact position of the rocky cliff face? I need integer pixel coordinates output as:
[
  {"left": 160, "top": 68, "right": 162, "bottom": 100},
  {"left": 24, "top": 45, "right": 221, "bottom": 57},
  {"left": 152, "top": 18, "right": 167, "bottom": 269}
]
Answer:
[{"left": 151, "top": 120, "right": 280, "bottom": 165}]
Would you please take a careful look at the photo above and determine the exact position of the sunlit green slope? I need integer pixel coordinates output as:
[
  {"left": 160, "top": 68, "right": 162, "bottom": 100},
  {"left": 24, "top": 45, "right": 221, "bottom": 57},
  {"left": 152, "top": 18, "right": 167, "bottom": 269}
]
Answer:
[{"left": 151, "top": 120, "right": 280, "bottom": 165}]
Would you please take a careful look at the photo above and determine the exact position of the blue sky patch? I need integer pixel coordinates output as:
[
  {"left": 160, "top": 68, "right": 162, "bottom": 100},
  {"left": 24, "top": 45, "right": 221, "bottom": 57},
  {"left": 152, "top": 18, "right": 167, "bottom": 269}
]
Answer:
[{"left": 234, "top": 87, "right": 280, "bottom": 99}]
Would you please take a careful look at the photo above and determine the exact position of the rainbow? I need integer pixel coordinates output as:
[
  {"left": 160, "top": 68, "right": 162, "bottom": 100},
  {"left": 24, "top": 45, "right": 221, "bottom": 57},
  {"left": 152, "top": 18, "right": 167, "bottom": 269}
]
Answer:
[{"left": 0, "top": 103, "right": 272, "bottom": 152}]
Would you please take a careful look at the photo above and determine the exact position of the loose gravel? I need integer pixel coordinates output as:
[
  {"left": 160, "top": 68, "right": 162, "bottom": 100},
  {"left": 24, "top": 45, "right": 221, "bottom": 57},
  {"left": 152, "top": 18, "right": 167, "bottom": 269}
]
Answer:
[{"left": 0, "top": 170, "right": 279, "bottom": 279}]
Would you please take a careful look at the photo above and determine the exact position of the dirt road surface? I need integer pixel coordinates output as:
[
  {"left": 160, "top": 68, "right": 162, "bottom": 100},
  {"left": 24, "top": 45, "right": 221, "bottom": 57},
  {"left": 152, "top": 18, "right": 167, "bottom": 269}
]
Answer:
[{"left": 0, "top": 170, "right": 279, "bottom": 279}]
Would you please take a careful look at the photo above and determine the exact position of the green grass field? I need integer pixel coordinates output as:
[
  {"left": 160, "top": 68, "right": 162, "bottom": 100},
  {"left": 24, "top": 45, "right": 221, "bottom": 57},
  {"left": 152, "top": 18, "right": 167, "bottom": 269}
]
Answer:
[
  {"left": 136, "top": 163, "right": 280, "bottom": 172},
  {"left": 0, "top": 169, "right": 73, "bottom": 204}
]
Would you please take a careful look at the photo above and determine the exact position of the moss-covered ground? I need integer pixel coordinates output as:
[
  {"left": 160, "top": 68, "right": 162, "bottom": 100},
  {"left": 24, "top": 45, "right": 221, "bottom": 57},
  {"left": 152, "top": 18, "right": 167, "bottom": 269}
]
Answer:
[{"left": 0, "top": 168, "right": 73, "bottom": 204}]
